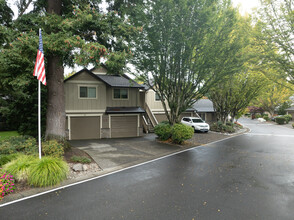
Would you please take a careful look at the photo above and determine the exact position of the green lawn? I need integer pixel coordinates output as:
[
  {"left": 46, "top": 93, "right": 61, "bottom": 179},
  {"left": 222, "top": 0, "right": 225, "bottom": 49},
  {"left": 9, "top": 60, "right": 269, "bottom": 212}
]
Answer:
[{"left": 0, "top": 131, "right": 20, "bottom": 141}]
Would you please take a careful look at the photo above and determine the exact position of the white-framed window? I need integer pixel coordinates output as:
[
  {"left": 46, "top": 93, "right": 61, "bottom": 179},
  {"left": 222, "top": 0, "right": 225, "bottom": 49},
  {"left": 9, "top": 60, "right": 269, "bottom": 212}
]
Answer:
[
  {"left": 113, "top": 88, "right": 128, "bottom": 100},
  {"left": 155, "top": 92, "right": 165, "bottom": 101},
  {"left": 79, "top": 86, "right": 97, "bottom": 99}
]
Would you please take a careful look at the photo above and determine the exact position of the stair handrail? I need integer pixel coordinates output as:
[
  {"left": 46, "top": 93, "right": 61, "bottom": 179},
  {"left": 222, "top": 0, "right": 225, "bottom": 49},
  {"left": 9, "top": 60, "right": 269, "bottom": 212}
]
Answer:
[
  {"left": 145, "top": 103, "right": 158, "bottom": 127},
  {"left": 142, "top": 115, "right": 149, "bottom": 133}
]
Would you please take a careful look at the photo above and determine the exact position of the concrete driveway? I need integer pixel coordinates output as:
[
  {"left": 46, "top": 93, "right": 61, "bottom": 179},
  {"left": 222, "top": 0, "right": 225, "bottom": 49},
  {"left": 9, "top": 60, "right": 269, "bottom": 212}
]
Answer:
[{"left": 69, "top": 134, "right": 185, "bottom": 173}]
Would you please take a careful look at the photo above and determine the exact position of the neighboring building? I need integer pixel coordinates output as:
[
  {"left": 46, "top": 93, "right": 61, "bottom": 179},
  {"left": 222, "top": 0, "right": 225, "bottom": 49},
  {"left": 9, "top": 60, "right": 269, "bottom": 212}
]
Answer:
[
  {"left": 64, "top": 67, "right": 145, "bottom": 140},
  {"left": 286, "top": 106, "right": 294, "bottom": 120},
  {"left": 144, "top": 88, "right": 196, "bottom": 124},
  {"left": 192, "top": 99, "right": 217, "bottom": 123}
]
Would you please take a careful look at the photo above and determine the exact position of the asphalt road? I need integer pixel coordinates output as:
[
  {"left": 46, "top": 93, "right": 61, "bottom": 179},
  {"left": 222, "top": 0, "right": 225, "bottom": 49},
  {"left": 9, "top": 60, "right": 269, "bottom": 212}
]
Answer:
[{"left": 1, "top": 118, "right": 294, "bottom": 220}]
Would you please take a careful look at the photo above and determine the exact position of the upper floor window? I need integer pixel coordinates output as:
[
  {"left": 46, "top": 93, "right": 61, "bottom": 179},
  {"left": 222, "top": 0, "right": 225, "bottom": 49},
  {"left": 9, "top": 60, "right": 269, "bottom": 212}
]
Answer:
[
  {"left": 79, "top": 86, "right": 97, "bottom": 98},
  {"left": 113, "top": 88, "right": 128, "bottom": 99},
  {"left": 155, "top": 92, "right": 165, "bottom": 101}
]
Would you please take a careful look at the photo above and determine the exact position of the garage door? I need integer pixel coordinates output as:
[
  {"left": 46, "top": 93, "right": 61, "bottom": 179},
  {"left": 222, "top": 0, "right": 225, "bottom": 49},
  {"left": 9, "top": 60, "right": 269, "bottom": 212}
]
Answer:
[
  {"left": 71, "top": 116, "right": 100, "bottom": 140},
  {"left": 111, "top": 116, "right": 138, "bottom": 138}
]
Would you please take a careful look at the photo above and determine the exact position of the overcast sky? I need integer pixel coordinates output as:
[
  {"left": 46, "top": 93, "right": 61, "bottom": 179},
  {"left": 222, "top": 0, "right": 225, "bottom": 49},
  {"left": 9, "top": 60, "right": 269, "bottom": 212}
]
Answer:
[{"left": 232, "top": 0, "right": 261, "bottom": 15}]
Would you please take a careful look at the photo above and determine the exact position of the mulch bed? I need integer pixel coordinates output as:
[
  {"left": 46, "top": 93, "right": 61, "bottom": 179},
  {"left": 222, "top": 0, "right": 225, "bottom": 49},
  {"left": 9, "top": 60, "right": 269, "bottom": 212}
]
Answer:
[{"left": 63, "top": 147, "right": 94, "bottom": 163}]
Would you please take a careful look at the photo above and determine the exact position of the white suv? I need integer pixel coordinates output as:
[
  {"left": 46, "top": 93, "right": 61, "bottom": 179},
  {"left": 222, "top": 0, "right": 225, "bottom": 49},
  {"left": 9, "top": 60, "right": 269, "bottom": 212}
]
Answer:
[{"left": 181, "top": 117, "right": 210, "bottom": 132}]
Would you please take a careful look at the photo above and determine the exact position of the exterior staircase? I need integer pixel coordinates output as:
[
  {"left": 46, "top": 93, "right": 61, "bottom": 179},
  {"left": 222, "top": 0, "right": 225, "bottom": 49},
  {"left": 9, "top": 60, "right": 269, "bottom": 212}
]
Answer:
[{"left": 142, "top": 103, "right": 158, "bottom": 133}]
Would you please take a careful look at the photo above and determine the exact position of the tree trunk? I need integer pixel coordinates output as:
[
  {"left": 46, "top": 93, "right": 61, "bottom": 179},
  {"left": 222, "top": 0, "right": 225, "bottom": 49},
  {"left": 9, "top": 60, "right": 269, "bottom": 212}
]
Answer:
[
  {"left": 45, "top": 0, "right": 66, "bottom": 140},
  {"left": 45, "top": 55, "right": 66, "bottom": 140}
]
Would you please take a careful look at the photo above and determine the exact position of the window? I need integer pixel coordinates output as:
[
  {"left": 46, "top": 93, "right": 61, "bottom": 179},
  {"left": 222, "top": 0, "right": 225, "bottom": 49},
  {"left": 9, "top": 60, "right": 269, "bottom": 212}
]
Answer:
[
  {"left": 192, "top": 118, "right": 203, "bottom": 123},
  {"left": 79, "top": 86, "right": 96, "bottom": 98},
  {"left": 113, "top": 88, "right": 128, "bottom": 99},
  {"left": 155, "top": 92, "right": 165, "bottom": 101},
  {"left": 183, "top": 118, "right": 191, "bottom": 122}
]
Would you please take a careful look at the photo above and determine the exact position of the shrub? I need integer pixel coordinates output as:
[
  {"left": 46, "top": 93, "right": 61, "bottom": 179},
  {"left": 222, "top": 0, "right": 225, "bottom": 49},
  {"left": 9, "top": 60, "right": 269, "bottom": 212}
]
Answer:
[
  {"left": 171, "top": 123, "right": 194, "bottom": 144},
  {"left": 292, "top": 123, "right": 294, "bottom": 129},
  {"left": 23, "top": 137, "right": 38, "bottom": 155},
  {"left": 28, "top": 157, "right": 68, "bottom": 187},
  {"left": 0, "top": 143, "right": 17, "bottom": 155},
  {"left": 255, "top": 113, "right": 262, "bottom": 118},
  {"left": 154, "top": 122, "right": 172, "bottom": 141},
  {"left": 0, "top": 168, "right": 16, "bottom": 199},
  {"left": 0, "top": 154, "right": 18, "bottom": 167},
  {"left": 226, "top": 121, "right": 233, "bottom": 126},
  {"left": 263, "top": 115, "right": 270, "bottom": 121},
  {"left": 284, "top": 114, "right": 292, "bottom": 123},
  {"left": 210, "top": 121, "right": 236, "bottom": 133},
  {"left": 0, "top": 136, "right": 37, "bottom": 155},
  {"left": 42, "top": 140, "right": 64, "bottom": 158},
  {"left": 3, "top": 155, "right": 36, "bottom": 182},
  {"left": 223, "top": 125, "right": 235, "bottom": 133},
  {"left": 70, "top": 156, "right": 91, "bottom": 164},
  {"left": 275, "top": 116, "right": 286, "bottom": 125}
]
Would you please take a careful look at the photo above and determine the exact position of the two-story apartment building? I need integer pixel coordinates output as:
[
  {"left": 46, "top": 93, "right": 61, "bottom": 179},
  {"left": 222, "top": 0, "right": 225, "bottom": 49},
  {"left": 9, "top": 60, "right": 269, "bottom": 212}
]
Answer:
[
  {"left": 64, "top": 67, "right": 217, "bottom": 140},
  {"left": 64, "top": 67, "right": 145, "bottom": 140}
]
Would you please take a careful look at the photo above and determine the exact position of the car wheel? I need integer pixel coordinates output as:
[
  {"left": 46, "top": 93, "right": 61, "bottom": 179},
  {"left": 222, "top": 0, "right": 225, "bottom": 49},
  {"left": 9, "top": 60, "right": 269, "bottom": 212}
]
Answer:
[{"left": 192, "top": 126, "right": 196, "bottom": 133}]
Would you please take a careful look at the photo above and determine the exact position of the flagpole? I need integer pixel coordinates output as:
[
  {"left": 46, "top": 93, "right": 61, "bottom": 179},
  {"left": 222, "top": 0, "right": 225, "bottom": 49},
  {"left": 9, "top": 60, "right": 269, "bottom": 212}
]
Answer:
[{"left": 38, "top": 77, "right": 42, "bottom": 159}]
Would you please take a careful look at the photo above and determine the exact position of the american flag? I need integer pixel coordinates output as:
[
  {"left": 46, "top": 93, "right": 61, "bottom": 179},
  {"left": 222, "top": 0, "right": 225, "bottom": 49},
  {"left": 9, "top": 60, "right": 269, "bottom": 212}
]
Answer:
[{"left": 33, "top": 29, "right": 46, "bottom": 85}]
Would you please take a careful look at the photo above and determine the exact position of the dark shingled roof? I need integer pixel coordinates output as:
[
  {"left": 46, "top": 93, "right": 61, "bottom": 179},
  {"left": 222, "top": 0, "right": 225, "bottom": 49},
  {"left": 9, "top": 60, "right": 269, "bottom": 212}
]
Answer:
[
  {"left": 106, "top": 107, "right": 145, "bottom": 114},
  {"left": 95, "top": 74, "right": 144, "bottom": 88},
  {"left": 64, "top": 68, "right": 144, "bottom": 89},
  {"left": 193, "top": 99, "right": 215, "bottom": 113}
]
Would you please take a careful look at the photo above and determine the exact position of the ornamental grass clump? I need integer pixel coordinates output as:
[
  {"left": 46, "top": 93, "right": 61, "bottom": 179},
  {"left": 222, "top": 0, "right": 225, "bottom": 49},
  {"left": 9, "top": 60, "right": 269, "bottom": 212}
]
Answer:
[
  {"left": 28, "top": 157, "right": 68, "bottom": 187},
  {"left": 3, "top": 155, "right": 36, "bottom": 182},
  {"left": 0, "top": 168, "right": 16, "bottom": 199},
  {"left": 0, "top": 154, "right": 18, "bottom": 167}
]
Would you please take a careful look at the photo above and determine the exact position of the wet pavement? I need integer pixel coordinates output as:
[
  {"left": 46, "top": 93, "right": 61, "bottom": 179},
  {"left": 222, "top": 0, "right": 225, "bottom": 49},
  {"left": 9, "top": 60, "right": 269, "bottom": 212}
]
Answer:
[
  {"left": 69, "top": 134, "right": 182, "bottom": 171},
  {"left": 1, "top": 118, "right": 294, "bottom": 219}
]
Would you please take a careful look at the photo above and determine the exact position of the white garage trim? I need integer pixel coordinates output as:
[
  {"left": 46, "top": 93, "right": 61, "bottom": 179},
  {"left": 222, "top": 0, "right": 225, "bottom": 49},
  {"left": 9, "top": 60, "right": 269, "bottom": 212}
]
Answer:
[{"left": 67, "top": 114, "right": 103, "bottom": 140}]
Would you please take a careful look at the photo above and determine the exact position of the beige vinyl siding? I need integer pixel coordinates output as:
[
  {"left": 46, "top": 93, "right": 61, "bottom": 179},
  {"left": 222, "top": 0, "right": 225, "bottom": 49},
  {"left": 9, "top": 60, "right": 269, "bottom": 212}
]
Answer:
[
  {"left": 70, "top": 116, "right": 100, "bottom": 140},
  {"left": 154, "top": 114, "right": 168, "bottom": 123},
  {"left": 145, "top": 90, "right": 169, "bottom": 111},
  {"left": 106, "top": 87, "right": 139, "bottom": 107},
  {"left": 111, "top": 116, "right": 138, "bottom": 138},
  {"left": 65, "top": 81, "right": 106, "bottom": 111},
  {"left": 71, "top": 71, "right": 97, "bottom": 81}
]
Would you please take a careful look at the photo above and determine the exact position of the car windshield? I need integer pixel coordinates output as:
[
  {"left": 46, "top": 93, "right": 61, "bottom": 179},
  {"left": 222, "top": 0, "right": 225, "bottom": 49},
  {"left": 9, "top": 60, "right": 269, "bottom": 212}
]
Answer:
[{"left": 192, "top": 119, "right": 203, "bottom": 123}]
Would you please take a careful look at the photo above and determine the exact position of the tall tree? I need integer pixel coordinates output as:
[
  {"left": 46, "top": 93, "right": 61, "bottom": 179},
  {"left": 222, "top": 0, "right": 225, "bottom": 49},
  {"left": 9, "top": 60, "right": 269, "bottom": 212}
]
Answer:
[
  {"left": 256, "top": 0, "right": 294, "bottom": 84},
  {"left": 251, "top": 82, "right": 292, "bottom": 117},
  {"left": 132, "top": 0, "right": 249, "bottom": 125},
  {"left": 0, "top": 0, "right": 137, "bottom": 138},
  {"left": 209, "top": 71, "right": 266, "bottom": 123}
]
